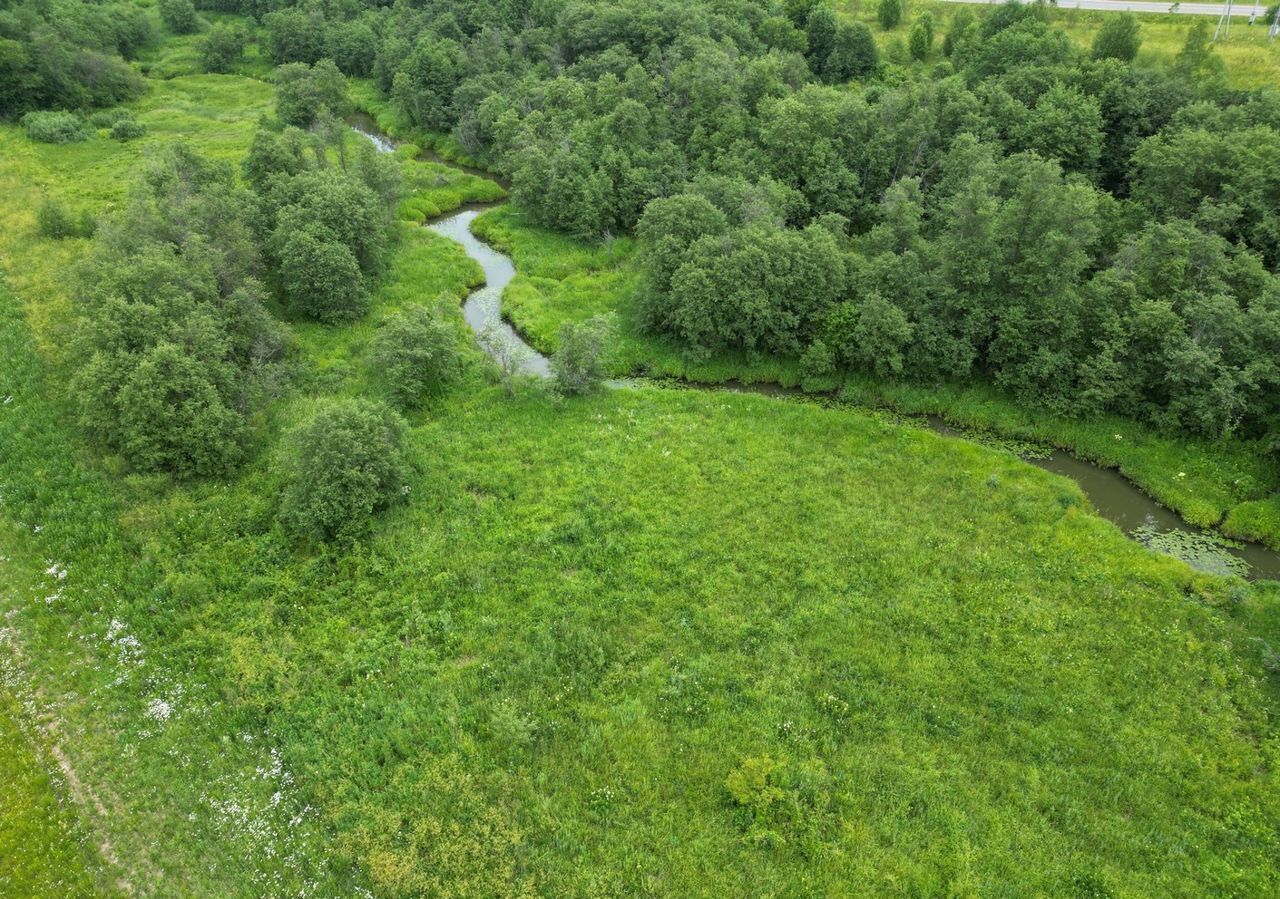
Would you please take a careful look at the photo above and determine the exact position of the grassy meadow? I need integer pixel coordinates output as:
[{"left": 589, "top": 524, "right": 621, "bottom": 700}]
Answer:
[
  {"left": 1, "top": 12, "right": 1280, "bottom": 897},
  {"left": 472, "top": 205, "right": 1280, "bottom": 547},
  {"left": 837, "top": 0, "right": 1280, "bottom": 88},
  {"left": 0, "top": 688, "right": 115, "bottom": 897}
]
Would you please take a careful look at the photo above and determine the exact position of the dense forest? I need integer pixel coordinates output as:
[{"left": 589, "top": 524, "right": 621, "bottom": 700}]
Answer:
[{"left": 380, "top": 0, "right": 1280, "bottom": 448}]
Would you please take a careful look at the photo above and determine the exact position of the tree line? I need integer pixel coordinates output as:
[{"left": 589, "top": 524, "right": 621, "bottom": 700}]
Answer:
[
  {"left": 249, "top": 0, "right": 1268, "bottom": 449},
  {"left": 0, "top": 0, "right": 148, "bottom": 115}
]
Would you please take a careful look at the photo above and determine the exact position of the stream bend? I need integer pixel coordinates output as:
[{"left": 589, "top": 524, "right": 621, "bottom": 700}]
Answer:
[{"left": 355, "top": 124, "right": 1280, "bottom": 582}]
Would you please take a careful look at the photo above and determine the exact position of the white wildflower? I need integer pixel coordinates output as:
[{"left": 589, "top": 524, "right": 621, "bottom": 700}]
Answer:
[{"left": 146, "top": 696, "right": 175, "bottom": 723}]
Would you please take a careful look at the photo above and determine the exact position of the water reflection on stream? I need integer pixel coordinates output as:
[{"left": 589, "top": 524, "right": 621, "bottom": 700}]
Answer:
[
  {"left": 355, "top": 123, "right": 1279, "bottom": 582},
  {"left": 427, "top": 209, "right": 551, "bottom": 378}
]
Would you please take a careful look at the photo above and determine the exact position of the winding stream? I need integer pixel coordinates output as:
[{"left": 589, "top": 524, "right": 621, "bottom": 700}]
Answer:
[
  {"left": 427, "top": 209, "right": 551, "bottom": 378},
  {"left": 355, "top": 123, "right": 1280, "bottom": 582}
]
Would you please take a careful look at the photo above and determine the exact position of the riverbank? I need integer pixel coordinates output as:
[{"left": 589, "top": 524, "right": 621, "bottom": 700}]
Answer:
[
  {"left": 470, "top": 204, "right": 1280, "bottom": 554},
  {"left": 349, "top": 80, "right": 491, "bottom": 172}
]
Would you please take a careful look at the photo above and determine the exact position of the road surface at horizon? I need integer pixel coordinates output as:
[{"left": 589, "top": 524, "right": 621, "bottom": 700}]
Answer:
[{"left": 937, "top": 0, "right": 1273, "bottom": 17}]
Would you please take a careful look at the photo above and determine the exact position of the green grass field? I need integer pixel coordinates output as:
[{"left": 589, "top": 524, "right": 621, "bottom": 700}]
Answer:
[
  {"left": 5, "top": 249, "right": 1280, "bottom": 890},
  {"left": 838, "top": 0, "right": 1280, "bottom": 88},
  {"left": 0, "top": 689, "right": 116, "bottom": 897},
  {"left": 473, "top": 205, "right": 1280, "bottom": 547},
  {"left": 2, "top": 20, "right": 1280, "bottom": 897}
]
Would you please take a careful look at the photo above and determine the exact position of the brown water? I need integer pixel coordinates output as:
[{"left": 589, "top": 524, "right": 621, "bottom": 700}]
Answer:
[{"left": 355, "top": 120, "right": 1280, "bottom": 582}]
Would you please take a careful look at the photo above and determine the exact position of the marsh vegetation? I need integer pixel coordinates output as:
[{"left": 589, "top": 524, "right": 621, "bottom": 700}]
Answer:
[{"left": 2, "top": 1, "right": 1280, "bottom": 896}]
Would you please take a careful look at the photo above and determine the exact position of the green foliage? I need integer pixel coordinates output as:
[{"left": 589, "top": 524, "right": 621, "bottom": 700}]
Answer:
[
  {"left": 158, "top": 0, "right": 198, "bottom": 35},
  {"left": 1091, "top": 12, "right": 1141, "bottom": 63},
  {"left": 799, "top": 337, "right": 836, "bottom": 381},
  {"left": 21, "top": 111, "right": 87, "bottom": 144},
  {"left": 826, "top": 22, "right": 879, "bottom": 80},
  {"left": 391, "top": 36, "right": 465, "bottom": 133},
  {"left": 267, "top": 168, "right": 390, "bottom": 277},
  {"left": 878, "top": 0, "right": 903, "bottom": 30},
  {"left": 661, "top": 219, "right": 844, "bottom": 356},
  {"left": 805, "top": 5, "right": 838, "bottom": 67},
  {"left": 35, "top": 199, "right": 94, "bottom": 240},
  {"left": 725, "top": 756, "right": 784, "bottom": 813},
  {"left": 278, "top": 398, "right": 409, "bottom": 543},
  {"left": 274, "top": 60, "right": 350, "bottom": 128},
  {"left": 943, "top": 9, "right": 976, "bottom": 57},
  {"left": 550, "top": 314, "right": 614, "bottom": 395},
  {"left": 0, "top": 0, "right": 147, "bottom": 116},
  {"left": 831, "top": 292, "right": 914, "bottom": 377},
  {"left": 908, "top": 15, "right": 933, "bottom": 62},
  {"left": 1015, "top": 83, "right": 1104, "bottom": 173},
  {"left": 72, "top": 145, "right": 284, "bottom": 477},
  {"left": 261, "top": 6, "right": 378, "bottom": 75},
  {"left": 369, "top": 303, "right": 465, "bottom": 408},
  {"left": 5, "top": 12, "right": 1280, "bottom": 899},
  {"left": 198, "top": 23, "right": 246, "bottom": 74},
  {"left": 113, "top": 341, "right": 248, "bottom": 475},
  {"left": 108, "top": 117, "right": 146, "bottom": 141},
  {"left": 278, "top": 224, "right": 367, "bottom": 323}
]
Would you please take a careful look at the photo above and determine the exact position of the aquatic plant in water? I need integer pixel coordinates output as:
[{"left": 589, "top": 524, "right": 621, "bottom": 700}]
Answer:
[{"left": 1130, "top": 520, "right": 1250, "bottom": 578}]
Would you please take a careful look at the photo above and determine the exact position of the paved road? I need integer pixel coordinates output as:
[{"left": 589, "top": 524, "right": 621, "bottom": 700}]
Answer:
[{"left": 937, "top": 0, "right": 1272, "bottom": 17}]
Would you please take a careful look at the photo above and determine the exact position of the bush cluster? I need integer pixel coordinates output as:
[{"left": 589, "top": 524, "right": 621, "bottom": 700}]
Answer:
[
  {"left": 369, "top": 303, "right": 465, "bottom": 408},
  {"left": 278, "top": 399, "right": 409, "bottom": 542},
  {"left": 22, "top": 111, "right": 88, "bottom": 144},
  {"left": 36, "top": 199, "right": 95, "bottom": 240},
  {"left": 243, "top": 79, "right": 398, "bottom": 324},
  {"left": 0, "top": 0, "right": 147, "bottom": 116},
  {"left": 72, "top": 146, "right": 285, "bottom": 477}
]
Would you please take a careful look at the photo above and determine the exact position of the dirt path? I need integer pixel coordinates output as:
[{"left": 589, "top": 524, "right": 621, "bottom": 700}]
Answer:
[{"left": 2, "top": 618, "right": 134, "bottom": 895}]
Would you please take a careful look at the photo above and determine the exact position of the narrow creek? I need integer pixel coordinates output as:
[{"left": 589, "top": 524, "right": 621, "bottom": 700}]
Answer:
[{"left": 355, "top": 123, "right": 1280, "bottom": 582}]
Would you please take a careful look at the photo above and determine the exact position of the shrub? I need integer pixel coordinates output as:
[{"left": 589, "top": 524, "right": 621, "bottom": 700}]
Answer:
[
  {"left": 279, "top": 399, "right": 409, "bottom": 542},
  {"left": 278, "top": 225, "right": 367, "bottom": 323},
  {"left": 550, "top": 315, "right": 614, "bottom": 395},
  {"left": 799, "top": 339, "right": 836, "bottom": 381},
  {"left": 943, "top": 9, "right": 975, "bottom": 56},
  {"left": 825, "top": 22, "right": 878, "bottom": 81},
  {"left": 274, "top": 59, "right": 350, "bottom": 128},
  {"left": 1091, "top": 13, "right": 1141, "bottom": 62},
  {"left": 476, "top": 322, "right": 531, "bottom": 396},
  {"left": 36, "top": 199, "right": 95, "bottom": 239},
  {"left": 88, "top": 108, "right": 131, "bottom": 128},
  {"left": 199, "top": 23, "right": 246, "bottom": 74},
  {"left": 22, "top": 111, "right": 88, "bottom": 144},
  {"left": 725, "top": 757, "right": 784, "bottom": 813},
  {"left": 71, "top": 146, "right": 279, "bottom": 478},
  {"left": 909, "top": 13, "right": 934, "bottom": 61},
  {"left": 369, "top": 304, "right": 465, "bottom": 408},
  {"left": 158, "top": 0, "right": 198, "bottom": 35},
  {"left": 109, "top": 118, "right": 146, "bottom": 141},
  {"left": 878, "top": 0, "right": 902, "bottom": 30},
  {"left": 114, "top": 343, "right": 245, "bottom": 476}
]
